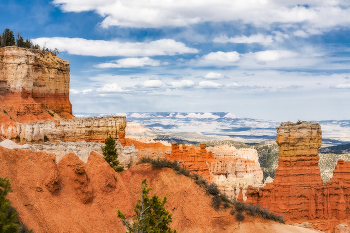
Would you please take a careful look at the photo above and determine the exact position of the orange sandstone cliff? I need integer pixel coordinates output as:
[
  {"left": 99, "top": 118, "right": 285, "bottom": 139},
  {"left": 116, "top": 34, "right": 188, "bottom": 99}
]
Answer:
[
  {"left": 246, "top": 122, "right": 350, "bottom": 232},
  {"left": 0, "top": 46, "right": 72, "bottom": 122}
]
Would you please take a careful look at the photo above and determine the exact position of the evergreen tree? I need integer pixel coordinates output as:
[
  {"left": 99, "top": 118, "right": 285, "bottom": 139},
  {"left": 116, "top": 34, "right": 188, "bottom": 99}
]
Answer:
[
  {"left": 0, "top": 176, "right": 20, "bottom": 233},
  {"left": 1, "top": 29, "right": 15, "bottom": 47},
  {"left": 16, "top": 36, "right": 25, "bottom": 48},
  {"left": 102, "top": 135, "right": 124, "bottom": 172},
  {"left": 117, "top": 179, "right": 177, "bottom": 233}
]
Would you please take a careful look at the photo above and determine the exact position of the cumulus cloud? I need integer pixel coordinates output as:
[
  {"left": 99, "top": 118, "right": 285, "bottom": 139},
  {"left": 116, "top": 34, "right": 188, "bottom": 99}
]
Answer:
[
  {"left": 335, "top": 84, "right": 350, "bottom": 89},
  {"left": 97, "top": 83, "right": 123, "bottom": 92},
  {"left": 204, "top": 72, "right": 227, "bottom": 80},
  {"left": 252, "top": 50, "right": 298, "bottom": 62},
  {"left": 226, "top": 83, "right": 242, "bottom": 88},
  {"left": 197, "top": 51, "right": 240, "bottom": 66},
  {"left": 95, "top": 57, "right": 161, "bottom": 68},
  {"left": 224, "top": 113, "right": 237, "bottom": 119},
  {"left": 293, "top": 30, "right": 309, "bottom": 38},
  {"left": 169, "top": 80, "right": 195, "bottom": 88},
  {"left": 70, "top": 89, "right": 80, "bottom": 94},
  {"left": 31, "top": 37, "right": 198, "bottom": 57},
  {"left": 82, "top": 89, "right": 93, "bottom": 94},
  {"left": 213, "top": 34, "right": 274, "bottom": 46},
  {"left": 198, "top": 81, "right": 221, "bottom": 89},
  {"left": 52, "top": 0, "right": 350, "bottom": 32},
  {"left": 140, "top": 80, "right": 163, "bottom": 88}
]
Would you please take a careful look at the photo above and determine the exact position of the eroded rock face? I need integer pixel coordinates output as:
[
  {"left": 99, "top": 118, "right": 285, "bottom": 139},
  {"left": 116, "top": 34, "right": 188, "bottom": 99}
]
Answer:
[
  {"left": 2, "top": 116, "right": 127, "bottom": 144},
  {"left": 0, "top": 47, "right": 72, "bottom": 120},
  {"left": 0, "top": 139, "right": 138, "bottom": 169},
  {"left": 165, "top": 143, "right": 263, "bottom": 200},
  {"left": 246, "top": 122, "right": 350, "bottom": 232}
]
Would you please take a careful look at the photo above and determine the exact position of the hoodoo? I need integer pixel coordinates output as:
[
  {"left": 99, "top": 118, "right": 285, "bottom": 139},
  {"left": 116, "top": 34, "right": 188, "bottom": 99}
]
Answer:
[{"left": 246, "top": 122, "right": 350, "bottom": 232}]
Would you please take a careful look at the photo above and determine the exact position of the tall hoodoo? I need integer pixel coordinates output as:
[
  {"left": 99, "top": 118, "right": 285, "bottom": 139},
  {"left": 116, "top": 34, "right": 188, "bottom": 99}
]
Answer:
[
  {"left": 274, "top": 122, "right": 323, "bottom": 186},
  {"left": 246, "top": 122, "right": 350, "bottom": 232}
]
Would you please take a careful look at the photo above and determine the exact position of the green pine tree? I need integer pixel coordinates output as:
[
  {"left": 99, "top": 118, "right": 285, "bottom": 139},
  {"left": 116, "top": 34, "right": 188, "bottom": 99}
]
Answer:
[
  {"left": 0, "top": 176, "right": 20, "bottom": 233},
  {"left": 117, "top": 179, "right": 177, "bottom": 233},
  {"left": 102, "top": 135, "right": 124, "bottom": 172},
  {"left": 1, "top": 29, "right": 15, "bottom": 47}
]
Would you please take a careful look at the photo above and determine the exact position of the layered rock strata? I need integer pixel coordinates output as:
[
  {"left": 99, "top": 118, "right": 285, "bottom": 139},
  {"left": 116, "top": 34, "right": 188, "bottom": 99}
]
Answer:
[
  {"left": 165, "top": 143, "right": 263, "bottom": 199},
  {"left": 0, "top": 46, "right": 72, "bottom": 120},
  {"left": 246, "top": 122, "right": 350, "bottom": 232},
  {"left": 0, "top": 138, "right": 138, "bottom": 169},
  {"left": 1, "top": 116, "right": 126, "bottom": 144}
]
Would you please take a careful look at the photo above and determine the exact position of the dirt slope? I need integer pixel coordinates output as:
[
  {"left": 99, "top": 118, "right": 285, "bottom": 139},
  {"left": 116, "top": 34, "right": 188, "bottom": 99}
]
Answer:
[{"left": 0, "top": 146, "right": 319, "bottom": 233}]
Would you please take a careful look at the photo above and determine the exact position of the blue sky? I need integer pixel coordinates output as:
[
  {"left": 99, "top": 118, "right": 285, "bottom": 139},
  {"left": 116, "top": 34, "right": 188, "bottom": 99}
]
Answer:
[{"left": 1, "top": 0, "right": 350, "bottom": 121}]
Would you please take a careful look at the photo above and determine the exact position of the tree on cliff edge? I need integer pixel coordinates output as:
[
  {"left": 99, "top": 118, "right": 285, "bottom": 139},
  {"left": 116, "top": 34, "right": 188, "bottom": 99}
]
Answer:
[
  {"left": 102, "top": 135, "right": 124, "bottom": 173},
  {"left": 117, "top": 179, "right": 177, "bottom": 233},
  {"left": 1, "top": 29, "right": 15, "bottom": 47}
]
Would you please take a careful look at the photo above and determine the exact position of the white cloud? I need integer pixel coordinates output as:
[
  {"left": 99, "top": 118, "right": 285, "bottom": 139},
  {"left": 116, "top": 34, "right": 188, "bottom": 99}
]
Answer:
[
  {"left": 97, "top": 83, "right": 123, "bottom": 92},
  {"left": 204, "top": 72, "right": 226, "bottom": 80},
  {"left": 141, "top": 80, "right": 163, "bottom": 88},
  {"left": 52, "top": 0, "right": 350, "bottom": 32},
  {"left": 227, "top": 83, "right": 242, "bottom": 88},
  {"left": 198, "top": 81, "right": 221, "bottom": 89},
  {"left": 95, "top": 57, "right": 161, "bottom": 68},
  {"left": 293, "top": 30, "right": 309, "bottom": 38},
  {"left": 224, "top": 113, "right": 237, "bottom": 119},
  {"left": 32, "top": 37, "right": 198, "bottom": 57},
  {"left": 213, "top": 34, "right": 274, "bottom": 46},
  {"left": 169, "top": 80, "right": 195, "bottom": 88},
  {"left": 253, "top": 50, "right": 298, "bottom": 62},
  {"left": 82, "top": 89, "right": 93, "bottom": 94},
  {"left": 197, "top": 51, "right": 240, "bottom": 66},
  {"left": 335, "top": 84, "right": 350, "bottom": 89},
  {"left": 70, "top": 89, "right": 80, "bottom": 94}
]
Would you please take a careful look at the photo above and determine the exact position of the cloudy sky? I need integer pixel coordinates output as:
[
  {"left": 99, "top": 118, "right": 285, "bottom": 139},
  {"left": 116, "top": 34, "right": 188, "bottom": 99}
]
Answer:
[{"left": 1, "top": 0, "right": 350, "bottom": 121}]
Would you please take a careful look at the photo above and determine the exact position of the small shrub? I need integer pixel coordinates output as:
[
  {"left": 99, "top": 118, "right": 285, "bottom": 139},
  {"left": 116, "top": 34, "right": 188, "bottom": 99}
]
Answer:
[
  {"left": 3, "top": 109, "right": 7, "bottom": 114},
  {"left": 47, "top": 110, "right": 54, "bottom": 117},
  {"left": 212, "top": 195, "right": 222, "bottom": 210},
  {"left": 235, "top": 211, "right": 245, "bottom": 222},
  {"left": 207, "top": 183, "right": 220, "bottom": 196},
  {"left": 230, "top": 208, "right": 235, "bottom": 215}
]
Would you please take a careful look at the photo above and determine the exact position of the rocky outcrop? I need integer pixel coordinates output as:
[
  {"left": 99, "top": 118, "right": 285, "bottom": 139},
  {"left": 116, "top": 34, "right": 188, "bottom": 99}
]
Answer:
[
  {"left": 0, "top": 146, "right": 320, "bottom": 233},
  {"left": 0, "top": 139, "right": 138, "bottom": 169},
  {"left": 246, "top": 122, "right": 350, "bottom": 233},
  {"left": 0, "top": 46, "right": 72, "bottom": 121},
  {"left": 165, "top": 143, "right": 263, "bottom": 199},
  {"left": 1, "top": 116, "right": 127, "bottom": 144}
]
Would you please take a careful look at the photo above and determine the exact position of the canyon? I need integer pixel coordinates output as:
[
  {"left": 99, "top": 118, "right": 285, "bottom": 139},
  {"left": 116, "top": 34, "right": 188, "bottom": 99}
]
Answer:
[{"left": 0, "top": 145, "right": 319, "bottom": 233}]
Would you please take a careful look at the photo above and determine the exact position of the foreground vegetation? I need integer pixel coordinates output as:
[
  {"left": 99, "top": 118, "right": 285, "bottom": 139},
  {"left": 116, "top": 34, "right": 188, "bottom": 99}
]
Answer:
[
  {"left": 0, "top": 176, "right": 33, "bottom": 233},
  {"left": 118, "top": 179, "right": 177, "bottom": 233},
  {"left": 138, "top": 157, "right": 285, "bottom": 224}
]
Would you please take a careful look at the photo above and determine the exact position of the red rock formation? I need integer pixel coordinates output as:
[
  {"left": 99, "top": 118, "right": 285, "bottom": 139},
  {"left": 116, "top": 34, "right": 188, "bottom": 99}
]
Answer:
[
  {"left": 0, "top": 146, "right": 317, "bottom": 233},
  {"left": 166, "top": 143, "right": 214, "bottom": 179},
  {"left": 246, "top": 122, "right": 350, "bottom": 232},
  {"left": 0, "top": 46, "right": 72, "bottom": 121}
]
